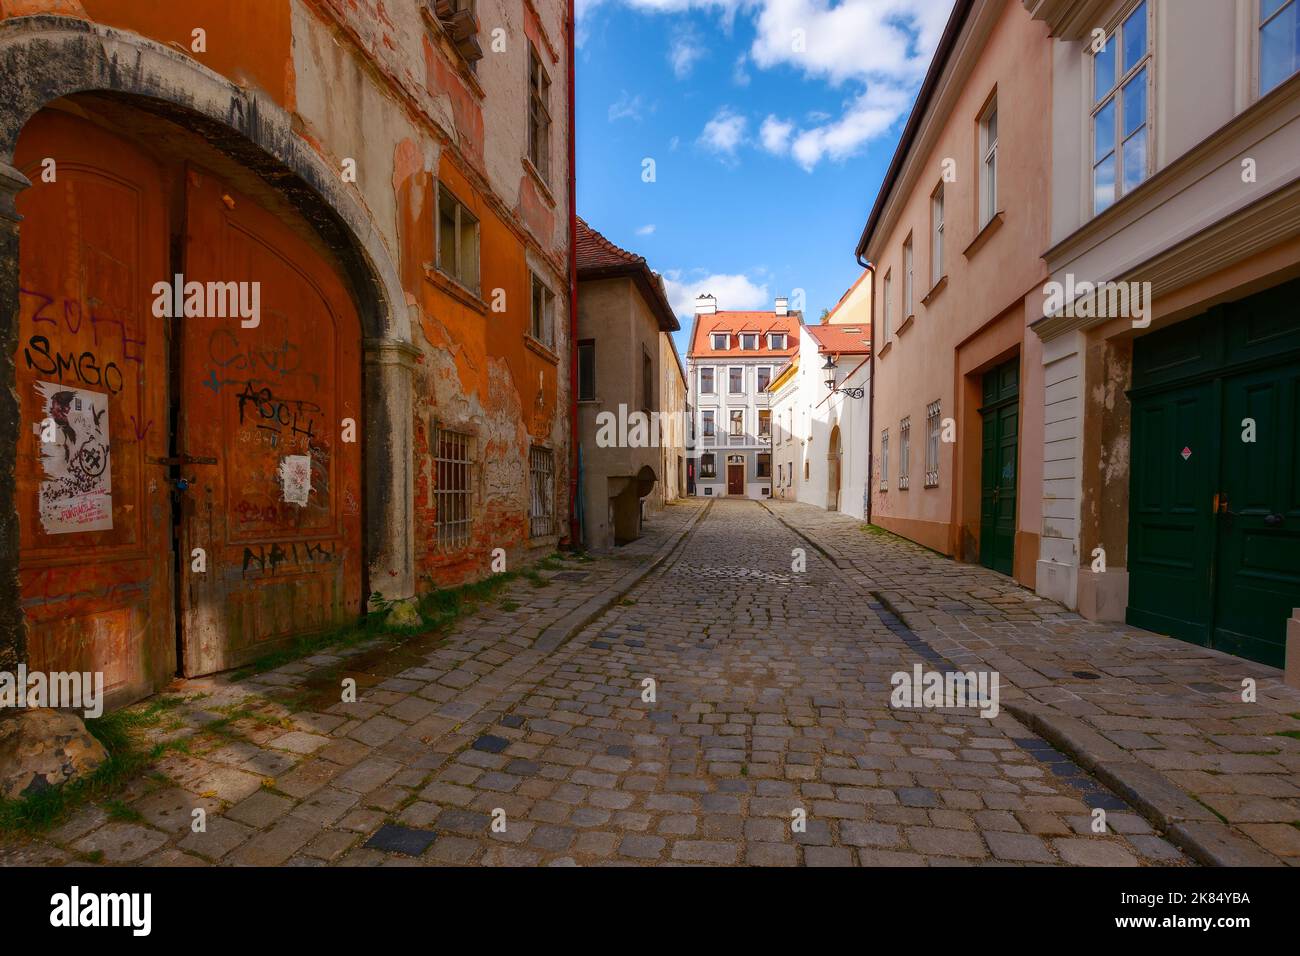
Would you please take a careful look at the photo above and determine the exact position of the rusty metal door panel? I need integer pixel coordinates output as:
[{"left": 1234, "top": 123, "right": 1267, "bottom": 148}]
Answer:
[
  {"left": 13, "top": 111, "right": 176, "bottom": 707},
  {"left": 178, "top": 168, "right": 363, "bottom": 675}
]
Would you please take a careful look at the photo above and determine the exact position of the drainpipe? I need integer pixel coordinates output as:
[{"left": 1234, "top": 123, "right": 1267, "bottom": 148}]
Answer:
[
  {"left": 566, "top": 0, "right": 580, "bottom": 548},
  {"left": 856, "top": 253, "right": 875, "bottom": 523}
]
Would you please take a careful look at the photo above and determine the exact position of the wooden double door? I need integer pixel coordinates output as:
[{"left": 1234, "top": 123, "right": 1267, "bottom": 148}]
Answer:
[
  {"left": 979, "top": 358, "right": 1019, "bottom": 577},
  {"left": 14, "top": 109, "right": 363, "bottom": 705}
]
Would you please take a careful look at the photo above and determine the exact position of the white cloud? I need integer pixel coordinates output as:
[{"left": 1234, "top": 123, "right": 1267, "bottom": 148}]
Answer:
[
  {"left": 760, "top": 114, "right": 795, "bottom": 155},
  {"left": 732, "top": 53, "right": 751, "bottom": 86},
  {"left": 789, "top": 84, "right": 912, "bottom": 171},
  {"left": 669, "top": 28, "right": 707, "bottom": 78},
  {"left": 698, "top": 107, "right": 748, "bottom": 158},
  {"left": 663, "top": 270, "right": 770, "bottom": 319},
  {"left": 636, "top": 224, "right": 657, "bottom": 235},
  {"left": 608, "top": 91, "right": 645, "bottom": 122}
]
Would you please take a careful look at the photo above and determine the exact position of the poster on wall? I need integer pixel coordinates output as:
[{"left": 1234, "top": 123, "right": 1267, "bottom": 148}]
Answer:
[{"left": 35, "top": 381, "right": 113, "bottom": 534}]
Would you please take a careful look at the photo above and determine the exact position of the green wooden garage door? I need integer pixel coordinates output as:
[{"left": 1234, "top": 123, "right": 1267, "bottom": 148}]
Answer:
[{"left": 1128, "top": 278, "right": 1300, "bottom": 668}]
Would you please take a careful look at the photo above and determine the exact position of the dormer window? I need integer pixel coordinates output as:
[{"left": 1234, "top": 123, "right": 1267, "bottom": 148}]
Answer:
[
  {"left": 769, "top": 333, "right": 787, "bottom": 350},
  {"left": 741, "top": 333, "right": 758, "bottom": 350},
  {"left": 711, "top": 333, "right": 729, "bottom": 350}
]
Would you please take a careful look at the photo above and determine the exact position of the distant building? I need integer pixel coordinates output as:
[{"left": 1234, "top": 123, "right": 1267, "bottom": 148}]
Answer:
[
  {"left": 575, "top": 219, "right": 680, "bottom": 550},
  {"left": 769, "top": 273, "right": 872, "bottom": 517},
  {"left": 687, "top": 296, "right": 801, "bottom": 499}
]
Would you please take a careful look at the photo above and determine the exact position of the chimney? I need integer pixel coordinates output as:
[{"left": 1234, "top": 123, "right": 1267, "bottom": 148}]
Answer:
[
  {"left": 695, "top": 294, "right": 717, "bottom": 315},
  {"left": 774, "top": 296, "right": 789, "bottom": 317}
]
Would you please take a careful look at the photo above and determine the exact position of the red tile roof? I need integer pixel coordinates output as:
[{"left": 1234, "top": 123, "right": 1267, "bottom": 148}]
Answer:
[
  {"left": 576, "top": 218, "right": 679, "bottom": 332},
  {"left": 805, "top": 323, "right": 871, "bottom": 355},
  {"left": 687, "top": 311, "right": 801, "bottom": 359}
]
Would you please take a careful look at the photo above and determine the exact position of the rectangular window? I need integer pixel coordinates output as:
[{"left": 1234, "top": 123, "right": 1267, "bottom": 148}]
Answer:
[
  {"left": 903, "top": 235, "right": 914, "bottom": 318},
  {"left": 642, "top": 349, "right": 654, "bottom": 411},
  {"left": 528, "top": 445, "right": 555, "bottom": 538},
  {"left": 528, "top": 43, "right": 552, "bottom": 181},
  {"left": 879, "top": 429, "right": 889, "bottom": 490},
  {"left": 729, "top": 409, "right": 744, "bottom": 438},
  {"left": 899, "top": 417, "right": 911, "bottom": 490},
  {"left": 701, "top": 409, "right": 716, "bottom": 440},
  {"left": 741, "top": 333, "right": 758, "bottom": 350},
  {"left": 1092, "top": 1, "right": 1150, "bottom": 215},
  {"left": 979, "top": 98, "right": 998, "bottom": 227},
  {"left": 712, "top": 332, "right": 729, "bottom": 350},
  {"left": 758, "top": 409, "right": 771, "bottom": 438},
  {"left": 925, "top": 401, "right": 941, "bottom": 488},
  {"left": 757, "top": 453, "right": 771, "bottom": 479},
  {"left": 699, "top": 367, "right": 715, "bottom": 394},
  {"left": 729, "top": 367, "right": 744, "bottom": 394},
  {"left": 769, "top": 333, "right": 787, "bottom": 350},
  {"left": 530, "top": 272, "right": 555, "bottom": 348},
  {"left": 700, "top": 452, "right": 716, "bottom": 478},
  {"left": 882, "top": 270, "right": 893, "bottom": 340},
  {"left": 431, "top": 0, "right": 484, "bottom": 67},
  {"left": 1261, "top": 0, "right": 1300, "bottom": 94},
  {"left": 757, "top": 366, "right": 771, "bottom": 392},
  {"left": 437, "top": 183, "right": 480, "bottom": 294},
  {"left": 931, "top": 184, "right": 945, "bottom": 285},
  {"left": 433, "top": 424, "right": 474, "bottom": 552},
  {"left": 577, "top": 339, "right": 595, "bottom": 401}
]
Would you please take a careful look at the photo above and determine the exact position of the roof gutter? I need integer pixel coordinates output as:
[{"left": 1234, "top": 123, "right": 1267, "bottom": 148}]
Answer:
[{"left": 853, "top": 0, "right": 975, "bottom": 261}]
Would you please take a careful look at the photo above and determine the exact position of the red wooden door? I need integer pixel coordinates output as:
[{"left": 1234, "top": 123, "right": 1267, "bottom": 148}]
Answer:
[
  {"left": 178, "top": 168, "right": 363, "bottom": 675},
  {"left": 727, "top": 463, "right": 744, "bottom": 495},
  {"left": 13, "top": 111, "right": 175, "bottom": 707}
]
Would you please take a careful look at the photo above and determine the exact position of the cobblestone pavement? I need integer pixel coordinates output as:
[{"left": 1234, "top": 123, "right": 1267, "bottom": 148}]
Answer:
[
  {"left": 763, "top": 499, "right": 1300, "bottom": 866},
  {"left": 0, "top": 498, "right": 1213, "bottom": 867}
]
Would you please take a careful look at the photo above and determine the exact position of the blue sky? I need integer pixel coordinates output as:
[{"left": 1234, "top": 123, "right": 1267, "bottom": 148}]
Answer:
[{"left": 575, "top": 0, "right": 954, "bottom": 356}]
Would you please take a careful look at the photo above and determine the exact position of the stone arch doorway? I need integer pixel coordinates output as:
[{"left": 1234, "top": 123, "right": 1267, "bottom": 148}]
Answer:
[
  {"left": 0, "top": 17, "right": 416, "bottom": 702},
  {"left": 827, "top": 425, "right": 842, "bottom": 511}
]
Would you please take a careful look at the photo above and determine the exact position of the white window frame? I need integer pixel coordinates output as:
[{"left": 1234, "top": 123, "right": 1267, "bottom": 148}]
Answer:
[
  {"left": 1090, "top": 0, "right": 1152, "bottom": 216},
  {"left": 1258, "top": 0, "right": 1300, "bottom": 96},
  {"left": 701, "top": 409, "right": 716, "bottom": 442},
  {"left": 879, "top": 429, "right": 889, "bottom": 491},
  {"left": 898, "top": 417, "right": 910, "bottom": 490},
  {"left": 699, "top": 366, "right": 715, "bottom": 394},
  {"left": 882, "top": 270, "right": 893, "bottom": 341},
  {"left": 902, "top": 234, "right": 914, "bottom": 319},
  {"left": 712, "top": 332, "right": 729, "bottom": 350},
  {"left": 978, "top": 97, "right": 998, "bottom": 228},
  {"left": 728, "top": 366, "right": 745, "bottom": 394},
  {"left": 741, "top": 333, "right": 758, "bottom": 350},
  {"left": 925, "top": 401, "right": 941, "bottom": 488},
  {"left": 769, "top": 332, "right": 787, "bottom": 350}
]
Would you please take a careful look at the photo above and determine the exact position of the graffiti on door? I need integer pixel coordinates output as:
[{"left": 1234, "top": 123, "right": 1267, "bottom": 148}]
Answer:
[{"left": 33, "top": 381, "right": 113, "bottom": 534}]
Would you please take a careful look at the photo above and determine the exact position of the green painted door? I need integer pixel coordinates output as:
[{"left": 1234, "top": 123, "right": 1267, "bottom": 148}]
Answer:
[
  {"left": 979, "top": 358, "right": 1019, "bottom": 576},
  {"left": 1128, "top": 277, "right": 1300, "bottom": 668},
  {"left": 1213, "top": 362, "right": 1300, "bottom": 666},
  {"left": 1126, "top": 381, "right": 1217, "bottom": 647}
]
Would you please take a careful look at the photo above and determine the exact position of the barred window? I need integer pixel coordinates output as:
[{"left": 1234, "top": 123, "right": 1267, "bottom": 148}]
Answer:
[
  {"left": 433, "top": 425, "right": 474, "bottom": 552},
  {"left": 926, "top": 401, "right": 941, "bottom": 488},
  {"left": 899, "top": 417, "right": 910, "bottom": 490},
  {"left": 528, "top": 445, "right": 555, "bottom": 538},
  {"left": 879, "top": 429, "right": 889, "bottom": 490}
]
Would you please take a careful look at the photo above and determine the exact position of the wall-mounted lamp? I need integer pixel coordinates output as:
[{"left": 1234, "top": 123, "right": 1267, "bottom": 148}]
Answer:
[{"left": 822, "top": 353, "right": 864, "bottom": 399}]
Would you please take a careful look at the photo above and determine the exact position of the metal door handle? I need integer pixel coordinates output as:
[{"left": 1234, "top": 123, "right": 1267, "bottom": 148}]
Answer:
[{"left": 1264, "top": 513, "right": 1284, "bottom": 527}]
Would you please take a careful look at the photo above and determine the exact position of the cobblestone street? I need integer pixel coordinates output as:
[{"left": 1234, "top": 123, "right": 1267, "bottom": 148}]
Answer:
[{"left": 4, "top": 498, "right": 1298, "bottom": 867}]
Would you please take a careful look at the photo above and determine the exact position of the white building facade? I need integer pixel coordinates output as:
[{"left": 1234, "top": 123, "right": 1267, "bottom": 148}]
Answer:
[{"left": 687, "top": 296, "right": 802, "bottom": 499}]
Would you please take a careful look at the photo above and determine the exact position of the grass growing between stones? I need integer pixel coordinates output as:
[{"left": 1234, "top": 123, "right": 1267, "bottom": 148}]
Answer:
[{"left": 0, "top": 695, "right": 189, "bottom": 835}]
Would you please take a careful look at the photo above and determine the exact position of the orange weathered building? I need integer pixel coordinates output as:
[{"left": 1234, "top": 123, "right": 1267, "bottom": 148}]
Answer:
[{"left": 0, "top": 0, "right": 575, "bottom": 707}]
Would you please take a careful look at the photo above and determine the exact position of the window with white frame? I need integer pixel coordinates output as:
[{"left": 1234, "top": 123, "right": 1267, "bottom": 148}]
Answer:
[
  {"left": 925, "top": 401, "right": 941, "bottom": 488},
  {"left": 729, "top": 408, "right": 744, "bottom": 439},
  {"left": 882, "top": 270, "right": 893, "bottom": 340},
  {"left": 528, "top": 445, "right": 554, "bottom": 538},
  {"left": 931, "top": 183, "right": 945, "bottom": 286},
  {"left": 741, "top": 333, "right": 758, "bottom": 350},
  {"left": 979, "top": 98, "right": 998, "bottom": 227},
  {"left": 530, "top": 272, "right": 555, "bottom": 348},
  {"left": 1092, "top": 0, "right": 1150, "bottom": 215},
  {"left": 903, "top": 235, "right": 914, "bottom": 318},
  {"left": 899, "top": 417, "right": 911, "bottom": 490},
  {"left": 729, "top": 367, "right": 744, "bottom": 394},
  {"left": 758, "top": 409, "right": 771, "bottom": 438},
  {"left": 1261, "top": 0, "right": 1300, "bottom": 95},
  {"left": 879, "top": 429, "right": 889, "bottom": 490},
  {"left": 757, "top": 366, "right": 771, "bottom": 392},
  {"left": 700, "top": 452, "right": 716, "bottom": 478},
  {"left": 437, "top": 183, "right": 480, "bottom": 294},
  {"left": 757, "top": 453, "right": 771, "bottom": 479},
  {"left": 712, "top": 332, "right": 729, "bottom": 350},
  {"left": 769, "top": 332, "right": 787, "bottom": 350},
  {"left": 701, "top": 409, "right": 716, "bottom": 442},
  {"left": 699, "top": 367, "right": 715, "bottom": 394},
  {"left": 432, "top": 424, "right": 474, "bottom": 552}
]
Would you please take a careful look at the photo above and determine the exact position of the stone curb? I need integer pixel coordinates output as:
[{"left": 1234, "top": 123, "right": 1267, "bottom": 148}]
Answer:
[
  {"left": 1006, "top": 702, "right": 1286, "bottom": 867},
  {"left": 533, "top": 499, "right": 712, "bottom": 653}
]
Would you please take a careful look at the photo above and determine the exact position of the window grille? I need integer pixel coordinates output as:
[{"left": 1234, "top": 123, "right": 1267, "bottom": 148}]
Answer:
[{"left": 529, "top": 445, "right": 555, "bottom": 538}]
